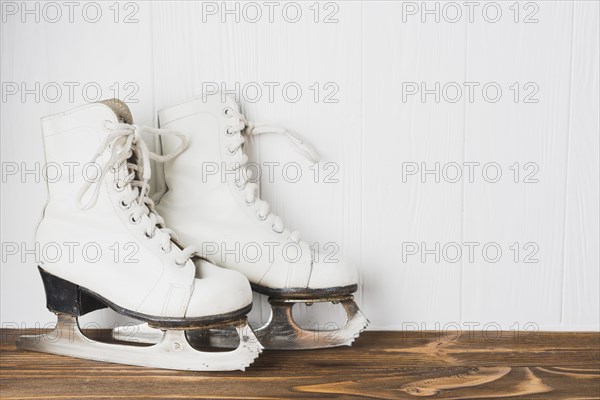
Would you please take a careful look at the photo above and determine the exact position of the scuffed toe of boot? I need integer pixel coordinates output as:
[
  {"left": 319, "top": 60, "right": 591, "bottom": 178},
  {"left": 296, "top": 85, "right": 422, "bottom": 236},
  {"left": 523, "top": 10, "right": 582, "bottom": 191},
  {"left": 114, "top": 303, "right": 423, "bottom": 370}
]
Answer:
[
  {"left": 307, "top": 256, "right": 358, "bottom": 292},
  {"left": 185, "top": 259, "right": 253, "bottom": 318}
]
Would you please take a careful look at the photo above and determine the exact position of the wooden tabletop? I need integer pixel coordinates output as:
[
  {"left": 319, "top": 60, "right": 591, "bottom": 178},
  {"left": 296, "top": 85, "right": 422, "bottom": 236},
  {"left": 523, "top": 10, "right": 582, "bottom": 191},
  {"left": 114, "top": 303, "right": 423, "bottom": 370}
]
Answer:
[{"left": 1, "top": 330, "right": 599, "bottom": 399}]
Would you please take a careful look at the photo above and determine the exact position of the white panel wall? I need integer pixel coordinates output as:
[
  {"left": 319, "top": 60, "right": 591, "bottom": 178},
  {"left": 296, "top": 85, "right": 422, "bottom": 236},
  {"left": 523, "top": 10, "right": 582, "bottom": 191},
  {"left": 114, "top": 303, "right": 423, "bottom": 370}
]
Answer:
[
  {"left": 462, "top": 2, "right": 574, "bottom": 329},
  {"left": 1, "top": 1, "right": 598, "bottom": 331}
]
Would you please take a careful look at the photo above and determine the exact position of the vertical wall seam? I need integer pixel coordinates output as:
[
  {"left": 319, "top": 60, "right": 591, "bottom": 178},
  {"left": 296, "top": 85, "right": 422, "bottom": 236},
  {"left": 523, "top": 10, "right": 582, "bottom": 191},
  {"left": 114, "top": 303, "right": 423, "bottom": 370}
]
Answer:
[
  {"left": 359, "top": 0, "right": 365, "bottom": 306},
  {"left": 459, "top": 15, "right": 470, "bottom": 325},
  {"left": 149, "top": 3, "right": 157, "bottom": 127},
  {"left": 560, "top": 1, "right": 577, "bottom": 325}
]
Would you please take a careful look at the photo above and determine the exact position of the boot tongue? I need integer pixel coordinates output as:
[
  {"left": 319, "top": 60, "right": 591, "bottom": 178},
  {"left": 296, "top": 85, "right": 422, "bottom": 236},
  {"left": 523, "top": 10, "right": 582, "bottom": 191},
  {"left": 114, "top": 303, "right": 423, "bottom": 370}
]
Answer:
[
  {"left": 99, "top": 98, "right": 133, "bottom": 124},
  {"left": 98, "top": 98, "right": 140, "bottom": 198}
]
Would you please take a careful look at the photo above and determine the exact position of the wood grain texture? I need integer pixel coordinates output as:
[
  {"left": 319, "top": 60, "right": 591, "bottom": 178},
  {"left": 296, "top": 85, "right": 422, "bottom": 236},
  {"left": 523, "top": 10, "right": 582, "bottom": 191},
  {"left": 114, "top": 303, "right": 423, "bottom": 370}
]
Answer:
[{"left": 1, "top": 330, "right": 598, "bottom": 399}]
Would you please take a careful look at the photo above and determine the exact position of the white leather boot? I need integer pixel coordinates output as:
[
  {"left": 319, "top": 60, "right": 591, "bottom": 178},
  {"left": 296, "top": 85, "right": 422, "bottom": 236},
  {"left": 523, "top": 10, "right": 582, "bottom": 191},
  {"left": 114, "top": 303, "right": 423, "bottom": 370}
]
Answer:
[
  {"left": 116, "top": 94, "right": 368, "bottom": 349},
  {"left": 17, "top": 99, "right": 262, "bottom": 371}
]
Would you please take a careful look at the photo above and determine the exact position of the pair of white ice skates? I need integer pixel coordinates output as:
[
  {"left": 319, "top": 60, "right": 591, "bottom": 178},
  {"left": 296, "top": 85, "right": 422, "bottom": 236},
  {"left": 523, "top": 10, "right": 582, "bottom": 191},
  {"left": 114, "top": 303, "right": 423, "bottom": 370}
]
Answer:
[{"left": 18, "top": 95, "right": 368, "bottom": 371}]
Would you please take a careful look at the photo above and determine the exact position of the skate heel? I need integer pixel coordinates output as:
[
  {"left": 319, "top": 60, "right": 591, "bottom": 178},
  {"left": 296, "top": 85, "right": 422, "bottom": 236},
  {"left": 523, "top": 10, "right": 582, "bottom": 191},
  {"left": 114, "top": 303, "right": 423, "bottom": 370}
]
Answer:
[{"left": 38, "top": 266, "right": 106, "bottom": 316}]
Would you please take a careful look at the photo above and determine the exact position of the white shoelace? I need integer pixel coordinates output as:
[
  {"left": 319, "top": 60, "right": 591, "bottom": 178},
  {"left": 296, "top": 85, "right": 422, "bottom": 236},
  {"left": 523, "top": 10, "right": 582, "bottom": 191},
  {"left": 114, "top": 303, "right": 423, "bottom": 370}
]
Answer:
[
  {"left": 77, "top": 122, "right": 196, "bottom": 265},
  {"left": 226, "top": 111, "right": 320, "bottom": 243}
]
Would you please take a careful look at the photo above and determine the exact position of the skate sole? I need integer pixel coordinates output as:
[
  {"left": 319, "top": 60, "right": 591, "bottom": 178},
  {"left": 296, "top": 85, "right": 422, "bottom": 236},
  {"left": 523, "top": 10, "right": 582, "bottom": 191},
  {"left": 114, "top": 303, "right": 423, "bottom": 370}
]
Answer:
[
  {"left": 39, "top": 266, "right": 252, "bottom": 328},
  {"left": 251, "top": 283, "right": 358, "bottom": 299},
  {"left": 85, "top": 288, "right": 253, "bottom": 329}
]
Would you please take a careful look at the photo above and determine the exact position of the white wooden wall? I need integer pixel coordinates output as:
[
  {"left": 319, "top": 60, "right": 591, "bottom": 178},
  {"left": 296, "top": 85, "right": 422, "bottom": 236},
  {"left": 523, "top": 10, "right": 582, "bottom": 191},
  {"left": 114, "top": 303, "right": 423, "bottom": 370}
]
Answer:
[{"left": 1, "top": 1, "right": 598, "bottom": 331}]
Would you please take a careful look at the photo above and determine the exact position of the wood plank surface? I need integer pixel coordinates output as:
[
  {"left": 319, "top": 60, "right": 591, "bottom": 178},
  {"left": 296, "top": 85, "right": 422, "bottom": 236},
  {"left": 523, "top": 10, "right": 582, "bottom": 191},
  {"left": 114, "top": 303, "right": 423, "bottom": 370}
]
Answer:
[{"left": 1, "top": 330, "right": 598, "bottom": 399}]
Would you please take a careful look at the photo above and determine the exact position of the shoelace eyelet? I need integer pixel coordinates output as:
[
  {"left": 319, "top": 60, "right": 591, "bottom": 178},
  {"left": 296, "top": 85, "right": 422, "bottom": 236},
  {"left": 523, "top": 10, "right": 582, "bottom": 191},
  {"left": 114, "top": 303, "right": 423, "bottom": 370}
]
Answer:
[
  {"left": 223, "top": 108, "right": 234, "bottom": 117},
  {"left": 145, "top": 230, "right": 155, "bottom": 239},
  {"left": 78, "top": 122, "right": 197, "bottom": 270},
  {"left": 175, "top": 259, "right": 187, "bottom": 267},
  {"left": 246, "top": 197, "right": 255, "bottom": 206},
  {"left": 227, "top": 145, "right": 237, "bottom": 154},
  {"left": 225, "top": 127, "right": 235, "bottom": 136},
  {"left": 161, "top": 244, "right": 172, "bottom": 253},
  {"left": 257, "top": 211, "right": 267, "bottom": 221},
  {"left": 272, "top": 224, "right": 284, "bottom": 234},
  {"left": 235, "top": 180, "right": 246, "bottom": 190}
]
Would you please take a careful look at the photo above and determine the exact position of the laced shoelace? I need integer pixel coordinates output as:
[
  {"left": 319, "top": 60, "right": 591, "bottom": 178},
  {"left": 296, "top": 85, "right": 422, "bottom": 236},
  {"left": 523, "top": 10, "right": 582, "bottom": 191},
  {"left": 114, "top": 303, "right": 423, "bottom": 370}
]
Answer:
[
  {"left": 77, "top": 122, "right": 196, "bottom": 265},
  {"left": 226, "top": 110, "right": 320, "bottom": 243}
]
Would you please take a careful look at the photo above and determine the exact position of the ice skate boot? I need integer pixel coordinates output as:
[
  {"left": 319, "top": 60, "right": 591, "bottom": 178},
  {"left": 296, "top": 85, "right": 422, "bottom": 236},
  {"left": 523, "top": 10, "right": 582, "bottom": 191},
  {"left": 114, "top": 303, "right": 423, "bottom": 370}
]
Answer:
[
  {"left": 17, "top": 99, "right": 262, "bottom": 370},
  {"left": 113, "top": 94, "right": 368, "bottom": 349}
]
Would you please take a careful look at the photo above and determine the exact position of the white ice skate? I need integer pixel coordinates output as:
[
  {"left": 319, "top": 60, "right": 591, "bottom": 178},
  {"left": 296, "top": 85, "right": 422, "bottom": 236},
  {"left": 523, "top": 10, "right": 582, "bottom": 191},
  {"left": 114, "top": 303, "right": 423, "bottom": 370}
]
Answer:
[
  {"left": 112, "top": 94, "right": 368, "bottom": 349},
  {"left": 17, "top": 99, "right": 262, "bottom": 370}
]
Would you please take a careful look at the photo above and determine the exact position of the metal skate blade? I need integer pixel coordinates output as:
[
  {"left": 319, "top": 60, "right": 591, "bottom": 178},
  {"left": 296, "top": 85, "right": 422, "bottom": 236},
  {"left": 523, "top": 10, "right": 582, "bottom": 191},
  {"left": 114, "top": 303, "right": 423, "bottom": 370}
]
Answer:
[
  {"left": 113, "top": 296, "right": 369, "bottom": 350},
  {"left": 18, "top": 314, "right": 262, "bottom": 371},
  {"left": 113, "top": 322, "right": 167, "bottom": 344},
  {"left": 252, "top": 297, "right": 369, "bottom": 350},
  {"left": 114, "top": 322, "right": 255, "bottom": 349}
]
